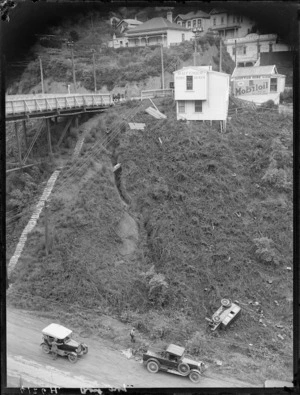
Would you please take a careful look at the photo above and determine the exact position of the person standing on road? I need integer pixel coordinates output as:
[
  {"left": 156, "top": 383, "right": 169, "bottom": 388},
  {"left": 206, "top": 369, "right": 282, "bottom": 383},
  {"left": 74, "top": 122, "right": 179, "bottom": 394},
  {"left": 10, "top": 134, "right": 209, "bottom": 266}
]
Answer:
[
  {"left": 130, "top": 328, "right": 136, "bottom": 343},
  {"left": 51, "top": 338, "right": 59, "bottom": 360}
]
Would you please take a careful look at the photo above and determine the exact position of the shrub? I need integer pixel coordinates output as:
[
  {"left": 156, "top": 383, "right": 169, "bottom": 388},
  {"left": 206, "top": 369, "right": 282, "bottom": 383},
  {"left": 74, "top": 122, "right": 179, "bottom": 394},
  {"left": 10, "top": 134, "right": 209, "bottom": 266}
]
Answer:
[{"left": 253, "top": 237, "right": 280, "bottom": 265}]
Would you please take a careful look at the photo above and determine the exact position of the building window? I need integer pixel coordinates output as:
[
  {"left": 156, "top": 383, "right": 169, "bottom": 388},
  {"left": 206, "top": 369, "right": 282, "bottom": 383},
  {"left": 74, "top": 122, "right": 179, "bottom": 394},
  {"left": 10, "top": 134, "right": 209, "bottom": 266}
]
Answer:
[
  {"left": 193, "top": 20, "right": 196, "bottom": 27},
  {"left": 120, "top": 41, "right": 123, "bottom": 46},
  {"left": 182, "top": 33, "right": 185, "bottom": 42},
  {"left": 169, "top": 82, "right": 174, "bottom": 89},
  {"left": 221, "top": 17, "right": 224, "bottom": 24},
  {"left": 178, "top": 101, "right": 185, "bottom": 113},
  {"left": 198, "top": 19, "right": 202, "bottom": 27},
  {"left": 188, "top": 21, "right": 191, "bottom": 28},
  {"left": 270, "top": 78, "right": 277, "bottom": 92},
  {"left": 269, "top": 43, "right": 273, "bottom": 52},
  {"left": 186, "top": 76, "right": 193, "bottom": 90},
  {"left": 182, "top": 21, "right": 186, "bottom": 27},
  {"left": 249, "top": 80, "right": 254, "bottom": 86},
  {"left": 213, "top": 18, "right": 216, "bottom": 26},
  {"left": 243, "top": 46, "right": 246, "bottom": 54},
  {"left": 195, "top": 100, "right": 202, "bottom": 112}
]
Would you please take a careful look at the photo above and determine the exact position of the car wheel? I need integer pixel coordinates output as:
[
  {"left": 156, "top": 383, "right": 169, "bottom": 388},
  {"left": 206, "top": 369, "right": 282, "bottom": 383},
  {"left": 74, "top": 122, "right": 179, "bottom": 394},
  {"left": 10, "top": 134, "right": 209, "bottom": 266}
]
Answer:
[
  {"left": 212, "top": 315, "right": 221, "bottom": 323},
  {"left": 147, "top": 360, "right": 159, "bottom": 373},
  {"left": 41, "top": 343, "right": 50, "bottom": 354},
  {"left": 68, "top": 353, "right": 78, "bottom": 363},
  {"left": 83, "top": 346, "right": 88, "bottom": 354},
  {"left": 189, "top": 370, "right": 201, "bottom": 383},
  {"left": 178, "top": 362, "right": 190, "bottom": 375},
  {"left": 221, "top": 298, "right": 232, "bottom": 308}
]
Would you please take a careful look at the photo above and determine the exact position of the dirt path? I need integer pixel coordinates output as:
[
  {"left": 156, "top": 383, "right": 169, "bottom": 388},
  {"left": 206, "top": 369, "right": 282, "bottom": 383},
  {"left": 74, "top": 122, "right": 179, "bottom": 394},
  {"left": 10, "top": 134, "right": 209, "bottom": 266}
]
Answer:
[{"left": 6, "top": 308, "right": 257, "bottom": 388}]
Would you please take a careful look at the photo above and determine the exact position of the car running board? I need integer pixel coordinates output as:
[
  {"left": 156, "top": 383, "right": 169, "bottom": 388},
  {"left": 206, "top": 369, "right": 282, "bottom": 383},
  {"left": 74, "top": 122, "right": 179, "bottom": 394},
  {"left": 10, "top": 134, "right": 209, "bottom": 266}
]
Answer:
[{"left": 166, "top": 369, "right": 185, "bottom": 376}]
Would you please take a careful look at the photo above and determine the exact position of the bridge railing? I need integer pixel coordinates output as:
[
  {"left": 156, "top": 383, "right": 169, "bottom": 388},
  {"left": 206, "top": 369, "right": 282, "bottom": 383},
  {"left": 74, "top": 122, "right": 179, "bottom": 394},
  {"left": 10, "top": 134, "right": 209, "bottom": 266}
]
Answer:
[
  {"left": 140, "top": 89, "right": 174, "bottom": 100},
  {"left": 6, "top": 93, "right": 113, "bottom": 116}
]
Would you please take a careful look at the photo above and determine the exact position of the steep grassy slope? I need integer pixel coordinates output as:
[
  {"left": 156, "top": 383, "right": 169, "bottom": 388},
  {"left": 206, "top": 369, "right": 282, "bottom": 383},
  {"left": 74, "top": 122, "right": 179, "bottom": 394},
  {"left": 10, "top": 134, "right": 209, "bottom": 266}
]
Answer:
[{"left": 8, "top": 99, "right": 292, "bottom": 383}]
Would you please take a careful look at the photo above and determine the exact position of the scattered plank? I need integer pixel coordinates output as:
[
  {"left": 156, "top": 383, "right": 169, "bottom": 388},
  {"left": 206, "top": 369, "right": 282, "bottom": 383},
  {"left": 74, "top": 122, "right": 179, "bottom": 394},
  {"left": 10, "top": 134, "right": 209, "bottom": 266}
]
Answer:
[
  {"left": 145, "top": 107, "right": 167, "bottom": 119},
  {"left": 128, "top": 122, "right": 145, "bottom": 130}
]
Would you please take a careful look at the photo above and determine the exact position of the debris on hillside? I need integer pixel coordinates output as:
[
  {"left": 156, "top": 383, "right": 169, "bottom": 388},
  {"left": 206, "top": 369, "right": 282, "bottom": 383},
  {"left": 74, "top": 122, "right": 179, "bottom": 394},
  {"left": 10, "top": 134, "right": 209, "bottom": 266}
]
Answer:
[{"left": 145, "top": 106, "right": 167, "bottom": 119}]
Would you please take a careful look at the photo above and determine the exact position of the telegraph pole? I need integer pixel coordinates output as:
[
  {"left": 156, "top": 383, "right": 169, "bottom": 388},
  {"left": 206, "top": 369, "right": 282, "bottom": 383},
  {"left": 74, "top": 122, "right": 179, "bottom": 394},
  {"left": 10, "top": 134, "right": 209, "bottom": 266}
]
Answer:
[
  {"left": 68, "top": 41, "right": 77, "bottom": 93},
  {"left": 234, "top": 40, "right": 237, "bottom": 67},
  {"left": 39, "top": 56, "right": 45, "bottom": 94},
  {"left": 45, "top": 201, "right": 49, "bottom": 256},
  {"left": 219, "top": 37, "right": 222, "bottom": 72},
  {"left": 92, "top": 49, "right": 97, "bottom": 92},
  {"left": 160, "top": 43, "right": 165, "bottom": 90}
]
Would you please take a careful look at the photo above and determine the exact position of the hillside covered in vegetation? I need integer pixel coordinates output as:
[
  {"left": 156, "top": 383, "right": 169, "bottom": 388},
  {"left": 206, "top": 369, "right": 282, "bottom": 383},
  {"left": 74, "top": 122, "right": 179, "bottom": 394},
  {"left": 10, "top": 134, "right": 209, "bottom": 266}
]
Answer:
[
  {"left": 8, "top": 97, "right": 293, "bottom": 384},
  {"left": 7, "top": 10, "right": 234, "bottom": 95}
]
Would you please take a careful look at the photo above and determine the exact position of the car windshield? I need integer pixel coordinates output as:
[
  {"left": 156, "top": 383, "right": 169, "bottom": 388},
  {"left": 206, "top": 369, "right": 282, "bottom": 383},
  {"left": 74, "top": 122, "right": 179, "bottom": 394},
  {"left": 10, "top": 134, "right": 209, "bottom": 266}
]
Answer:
[{"left": 64, "top": 336, "right": 72, "bottom": 343}]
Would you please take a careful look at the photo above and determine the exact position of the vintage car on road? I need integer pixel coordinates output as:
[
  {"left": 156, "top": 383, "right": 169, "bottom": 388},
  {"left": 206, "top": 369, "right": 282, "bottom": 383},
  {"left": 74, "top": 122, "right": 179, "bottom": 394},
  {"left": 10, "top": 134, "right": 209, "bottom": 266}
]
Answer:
[
  {"left": 41, "top": 323, "right": 88, "bottom": 363},
  {"left": 143, "top": 344, "right": 205, "bottom": 383},
  {"left": 205, "top": 299, "right": 241, "bottom": 331}
]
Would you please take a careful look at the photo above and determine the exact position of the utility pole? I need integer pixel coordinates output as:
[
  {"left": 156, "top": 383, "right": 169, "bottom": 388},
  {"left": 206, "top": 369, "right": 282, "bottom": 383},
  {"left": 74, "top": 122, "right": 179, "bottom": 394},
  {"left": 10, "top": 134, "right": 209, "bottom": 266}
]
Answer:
[
  {"left": 160, "top": 43, "right": 165, "bottom": 90},
  {"left": 219, "top": 37, "right": 222, "bottom": 72},
  {"left": 234, "top": 40, "right": 237, "bottom": 67},
  {"left": 45, "top": 201, "right": 49, "bottom": 256},
  {"left": 68, "top": 41, "right": 77, "bottom": 93},
  {"left": 92, "top": 49, "right": 97, "bottom": 92},
  {"left": 14, "top": 122, "right": 22, "bottom": 166},
  {"left": 39, "top": 56, "right": 45, "bottom": 94}
]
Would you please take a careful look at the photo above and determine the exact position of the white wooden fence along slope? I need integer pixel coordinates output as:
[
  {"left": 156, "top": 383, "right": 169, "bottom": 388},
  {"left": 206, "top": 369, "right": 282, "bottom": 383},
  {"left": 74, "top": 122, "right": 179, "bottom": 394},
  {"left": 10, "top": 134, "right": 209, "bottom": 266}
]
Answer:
[{"left": 8, "top": 170, "right": 60, "bottom": 278}]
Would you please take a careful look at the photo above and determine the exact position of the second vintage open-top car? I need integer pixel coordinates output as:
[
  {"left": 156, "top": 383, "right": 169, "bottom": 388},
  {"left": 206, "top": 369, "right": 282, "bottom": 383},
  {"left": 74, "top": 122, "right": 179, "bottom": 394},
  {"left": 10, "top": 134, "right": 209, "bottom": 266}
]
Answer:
[
  {"left": 40, "top": 323, "right": 88, "bottom": 363},
  {"left": 143, "top": 344, "right": 205, "bottom": 383}
]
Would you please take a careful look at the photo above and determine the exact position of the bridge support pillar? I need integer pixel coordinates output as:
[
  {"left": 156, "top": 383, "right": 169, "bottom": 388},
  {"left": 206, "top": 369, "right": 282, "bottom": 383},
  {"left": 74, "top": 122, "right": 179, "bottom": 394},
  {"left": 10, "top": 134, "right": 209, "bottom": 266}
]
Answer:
[
  {"left": 46, "top": 119, "right": 53, "bottom": 159},
  {"left": 75, "top": 116, "right": 79, "bottom": 129},
  {"left": 14, "top": 122, "right": 23, "bottom": 167},
  {"left": 22, "top": 120, "right": 29, "bottom": 156}
]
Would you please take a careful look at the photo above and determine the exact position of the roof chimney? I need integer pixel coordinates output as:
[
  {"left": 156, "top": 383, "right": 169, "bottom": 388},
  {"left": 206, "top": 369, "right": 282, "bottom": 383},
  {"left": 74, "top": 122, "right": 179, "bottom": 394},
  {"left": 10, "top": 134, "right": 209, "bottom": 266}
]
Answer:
[{"left": 167, "top": 11, "right": 173, "bottom": 23}]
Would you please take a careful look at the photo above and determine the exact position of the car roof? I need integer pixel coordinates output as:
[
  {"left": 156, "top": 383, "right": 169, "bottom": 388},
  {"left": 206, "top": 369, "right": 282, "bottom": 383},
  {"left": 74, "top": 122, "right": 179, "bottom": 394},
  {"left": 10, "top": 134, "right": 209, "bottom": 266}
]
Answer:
[
  {"left": 42, "top": 323, "right": 72, "bottom": 339},
  {"left": 166, "top": 344, "right": 185, "bottom": 356}
]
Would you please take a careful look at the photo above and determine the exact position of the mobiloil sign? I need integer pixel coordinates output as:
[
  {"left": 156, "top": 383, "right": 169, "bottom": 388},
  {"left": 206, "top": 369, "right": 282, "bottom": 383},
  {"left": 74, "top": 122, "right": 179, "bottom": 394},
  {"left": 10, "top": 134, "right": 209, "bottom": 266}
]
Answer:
[{"left": 234, "top": 78, "right": 269, "bottom": 96}]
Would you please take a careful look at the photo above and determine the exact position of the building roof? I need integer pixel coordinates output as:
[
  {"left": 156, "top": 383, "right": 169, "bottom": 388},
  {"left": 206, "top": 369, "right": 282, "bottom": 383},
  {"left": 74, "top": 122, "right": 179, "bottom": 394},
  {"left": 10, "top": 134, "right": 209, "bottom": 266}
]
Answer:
[
  {"left": 209, "top": 8, "right": 227, "bottom": 15},
  {"left": 175, "top": 10, "right": 210, "bottom": 21},
  {"left": 117, "top": 19, "right": 143, "bottom": 26},
  {"left": 166, "top": 344, "right": 185, "bottom": 356},
  {"left": 174, "top": 66, "right": 212, "bottom": 73},
  {"left": 126, "top": 17, "right": 190, "bottom": 35},
  {"left": 42, "top": 323, "right": 73, "bottom": 339},
  {"left": 232, "top": 65, "right": 277, "bottom": 78}
]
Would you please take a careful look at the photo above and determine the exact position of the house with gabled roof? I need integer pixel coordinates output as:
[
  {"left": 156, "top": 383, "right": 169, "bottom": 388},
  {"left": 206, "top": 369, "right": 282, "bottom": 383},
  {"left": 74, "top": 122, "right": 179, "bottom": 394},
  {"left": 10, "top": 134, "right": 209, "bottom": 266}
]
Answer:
[
  {"left": 174, "top": 10, "right": 211, "bottom": 33},
  {"left": 231, "top": 65, "right": 286, "bottom": 104},
  {"left": 125, "top": 17, "right": 194, "bottom": 47},
  {"left": 117, "top": 18, "right": 143, "bottom": 34},
  {"left": 209, "top": 8, "right": 255, "bottom": 39}
]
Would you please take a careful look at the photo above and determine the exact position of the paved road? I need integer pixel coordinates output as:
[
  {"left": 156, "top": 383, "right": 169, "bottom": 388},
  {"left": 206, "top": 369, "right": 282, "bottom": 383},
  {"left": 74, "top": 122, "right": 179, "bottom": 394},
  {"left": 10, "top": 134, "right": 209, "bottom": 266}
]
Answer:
[{"left": 6, "top": 308, "right": 258, "bottom": 389}]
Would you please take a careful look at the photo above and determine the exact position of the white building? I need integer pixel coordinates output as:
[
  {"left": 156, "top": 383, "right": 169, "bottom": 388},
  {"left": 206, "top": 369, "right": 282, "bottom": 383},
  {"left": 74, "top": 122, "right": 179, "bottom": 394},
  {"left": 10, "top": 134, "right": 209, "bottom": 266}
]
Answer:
[
  {"left": 231, "top": 65, "right": 286, "bottom": 105},
  {"left": 209, "top": 8, "right": 255, "bottom": 39},
  {"left": 125, "top": 17, "right": 194, "bottom": 47},
  {"left": 225, "top": 33, "right": 290, "bottom": 67},
  {"left": 174, "top": 10, "right": 211, "bottom": 33},
  {"left": 174, "top": 66, "right": 230, "bottom": 121},
  {"left": 108, "top": 33, "right": 129, "bottom": 48}
]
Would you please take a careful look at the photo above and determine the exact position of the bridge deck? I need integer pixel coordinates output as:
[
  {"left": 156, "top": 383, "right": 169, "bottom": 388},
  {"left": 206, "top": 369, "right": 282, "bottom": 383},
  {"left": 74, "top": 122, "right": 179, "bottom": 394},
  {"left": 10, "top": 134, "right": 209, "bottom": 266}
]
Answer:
[{"left": 6, "top": 93, "right": 113, "bottom": 121}]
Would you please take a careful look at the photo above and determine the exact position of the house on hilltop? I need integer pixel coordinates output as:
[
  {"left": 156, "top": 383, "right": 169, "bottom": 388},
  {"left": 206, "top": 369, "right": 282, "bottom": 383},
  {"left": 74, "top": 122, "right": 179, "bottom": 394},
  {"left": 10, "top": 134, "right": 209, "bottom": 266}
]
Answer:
[
  {"left": 209, "top": 8, "right": 255, "bottom": 39},
  {"left": 231, "top": 65, "right": 286, "bottom": 105},
  {"left": 174, "top": 10, "right": 211, "bottom": 33},
  {"left": 174, "top": 66, "right": 230, "bottom": 121},
  {"left": 125, "top": 16, "right": 194, "bottom": 47},
  {"left": 224, "top": 33, "right": 290, "bottom": 67},
  {"left": 117, "top": 18, "right": 143, "bottom": 33}
]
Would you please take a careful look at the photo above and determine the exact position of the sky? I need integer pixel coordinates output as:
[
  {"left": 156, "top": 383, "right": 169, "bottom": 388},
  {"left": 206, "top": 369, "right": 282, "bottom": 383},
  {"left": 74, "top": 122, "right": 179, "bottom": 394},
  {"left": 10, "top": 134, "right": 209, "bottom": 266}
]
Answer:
[{"left": 0, "top": 0, "right": 298, "bottom": 62}]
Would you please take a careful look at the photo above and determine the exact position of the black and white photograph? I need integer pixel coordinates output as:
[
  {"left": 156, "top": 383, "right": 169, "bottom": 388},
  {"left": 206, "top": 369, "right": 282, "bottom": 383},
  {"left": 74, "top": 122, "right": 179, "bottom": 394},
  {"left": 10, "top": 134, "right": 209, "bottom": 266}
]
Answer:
[{"left": 2, "top": 0, "right": 297, "bottom": 391}]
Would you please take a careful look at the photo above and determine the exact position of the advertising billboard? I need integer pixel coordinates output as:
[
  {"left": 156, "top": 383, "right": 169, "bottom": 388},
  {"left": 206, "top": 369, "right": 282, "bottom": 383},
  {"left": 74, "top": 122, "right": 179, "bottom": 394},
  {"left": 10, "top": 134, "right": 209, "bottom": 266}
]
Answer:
[{"left": 233, "top": 78, "right": 269, "bottom": 96}]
